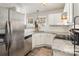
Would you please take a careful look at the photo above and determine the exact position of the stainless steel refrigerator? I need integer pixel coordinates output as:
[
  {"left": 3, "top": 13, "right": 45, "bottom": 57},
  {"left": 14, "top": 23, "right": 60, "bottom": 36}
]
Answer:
[{"left": 0, "top": 8, "right": 25, "bottom": 56}]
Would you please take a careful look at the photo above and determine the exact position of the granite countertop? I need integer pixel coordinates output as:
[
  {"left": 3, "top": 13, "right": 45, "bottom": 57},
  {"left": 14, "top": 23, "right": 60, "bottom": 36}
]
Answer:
[
  {"left": 33, "top": 31, "right": 56, "bottom": 34},
  {"left": 50, "top": 25, "right": 72, "bottom": 27}
]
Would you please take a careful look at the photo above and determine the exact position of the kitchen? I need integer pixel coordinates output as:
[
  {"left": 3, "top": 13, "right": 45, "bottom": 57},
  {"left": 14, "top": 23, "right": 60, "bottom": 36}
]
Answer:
[{"left": 0, "top": 3, "right": 79, "bottom": 56}]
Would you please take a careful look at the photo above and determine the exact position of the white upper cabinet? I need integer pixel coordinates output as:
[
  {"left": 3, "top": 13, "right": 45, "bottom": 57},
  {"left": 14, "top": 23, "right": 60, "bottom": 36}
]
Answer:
[{"left": 48, "top": 13, "right": 62, "bottom": 25}]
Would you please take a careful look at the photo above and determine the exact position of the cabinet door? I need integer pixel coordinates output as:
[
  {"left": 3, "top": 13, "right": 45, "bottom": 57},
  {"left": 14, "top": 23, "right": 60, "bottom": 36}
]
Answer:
[
  {"left": 32, "top": 33, "right": 41, "bottom": 48},
  {"left": 48, "top": 13, "right": 61, "bottom": 25},
  {"left": 32, "top": 33, "right": 56, "bottom": 49}
]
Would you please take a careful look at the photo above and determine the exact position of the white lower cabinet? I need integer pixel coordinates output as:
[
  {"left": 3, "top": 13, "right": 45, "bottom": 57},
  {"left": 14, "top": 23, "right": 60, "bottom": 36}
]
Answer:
[{"left": 32, "top": 32, "right": 56, "bottom": 49}]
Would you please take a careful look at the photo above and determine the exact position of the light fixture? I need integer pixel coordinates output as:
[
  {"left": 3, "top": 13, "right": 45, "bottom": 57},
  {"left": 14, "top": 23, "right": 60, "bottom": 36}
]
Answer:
[
  {"left": 41, "top": 0, "right": 48, "bottom": 4},
  {"left": 61, "top": 12, "right": 67, "bottom": 20},
  {"left": 41, "top": 0, "right": 48, "bottom": 6}
]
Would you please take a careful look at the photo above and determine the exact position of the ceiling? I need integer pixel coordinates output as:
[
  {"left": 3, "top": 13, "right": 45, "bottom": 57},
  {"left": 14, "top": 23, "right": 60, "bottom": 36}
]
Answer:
[{"left": 0, "top": 3, "right": 65, "bottom": 14}]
